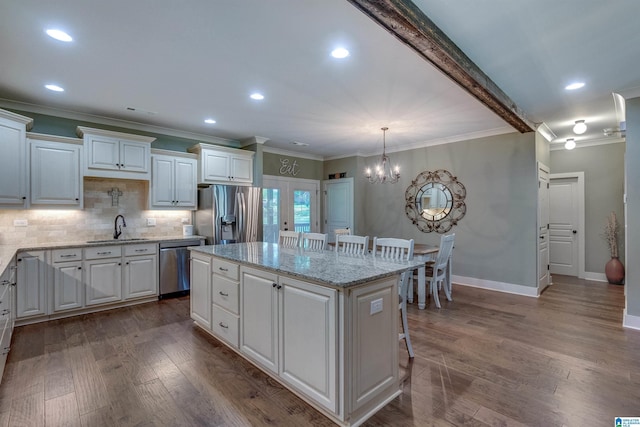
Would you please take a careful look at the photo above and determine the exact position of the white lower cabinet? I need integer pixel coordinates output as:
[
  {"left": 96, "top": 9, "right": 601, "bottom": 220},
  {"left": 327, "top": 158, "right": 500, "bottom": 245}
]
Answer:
[
  {"left": 0, "top": 259, "right": 16, "bottom": 384},
  {"left": 279, "top": 276, "right": 337, "bottom": 412},
  {"left": 240, "top": 267, "right": 279, "bottom": 373},
  {"left": 211, "top": 258, "right": 240, "bottom": 348},
  {"left": 52, "top": 261, "right": 84, "bottom": 312},
  {"left": 84, "top": 246, "right": 122, "bottom": 306},
  {"left": 16, "top": 251, "right": 47, "bottom": 318},
  {"left": 190, "top": 251, "right": 211, "bottom": 329},
  {"left": 239, "top": 266, "right": 337, "bottom": 412},
  {"left": 123, "top": 244, "right": 158, "bottom": 300}
]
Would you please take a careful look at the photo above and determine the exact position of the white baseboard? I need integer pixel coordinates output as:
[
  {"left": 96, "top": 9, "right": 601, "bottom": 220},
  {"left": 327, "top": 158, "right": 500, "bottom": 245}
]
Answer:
[
  {"left": 623, "top": 309, "right": 640, "bottom": 330},
  {"left": 584, "top": 272, "right": 607, "bottom": 282},
  {"left": 452, "top": 275, "right": 538, "bottom": 297}
]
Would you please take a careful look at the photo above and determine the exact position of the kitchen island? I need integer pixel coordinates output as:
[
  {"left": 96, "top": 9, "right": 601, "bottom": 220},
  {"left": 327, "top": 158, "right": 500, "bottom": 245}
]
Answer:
[{"left": 189, "top": 242, "right": 424, "bottom": 427}]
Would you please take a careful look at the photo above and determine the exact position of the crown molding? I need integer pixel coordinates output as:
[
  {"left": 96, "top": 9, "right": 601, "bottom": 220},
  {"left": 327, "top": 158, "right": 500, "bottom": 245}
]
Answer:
[
  {"left": 263, "top": 146, "right": 324, "bottom": 161},
  {"left": 550, "top": 137, "right": 624, "bottom": 151},
  {"left": 0, "top": 98, "right": 239, "bottom": 147}
]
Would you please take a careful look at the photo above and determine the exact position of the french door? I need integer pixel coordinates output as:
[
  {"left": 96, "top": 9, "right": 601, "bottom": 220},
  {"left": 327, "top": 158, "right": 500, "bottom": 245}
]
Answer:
[{"left": 262, "top": 176, "right": 320, "bottom": 244}]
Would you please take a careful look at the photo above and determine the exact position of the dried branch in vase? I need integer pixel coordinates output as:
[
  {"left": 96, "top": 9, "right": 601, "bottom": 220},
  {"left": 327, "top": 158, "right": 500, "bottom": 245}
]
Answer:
[{"left": 603, "top": 211, "right": 619, "bottom": 258}]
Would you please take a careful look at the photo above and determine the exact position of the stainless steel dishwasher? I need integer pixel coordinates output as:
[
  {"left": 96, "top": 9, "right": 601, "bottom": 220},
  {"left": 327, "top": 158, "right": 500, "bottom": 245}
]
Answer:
[{"left": 159, "top": 238, "right": 204, "bottom": 299}]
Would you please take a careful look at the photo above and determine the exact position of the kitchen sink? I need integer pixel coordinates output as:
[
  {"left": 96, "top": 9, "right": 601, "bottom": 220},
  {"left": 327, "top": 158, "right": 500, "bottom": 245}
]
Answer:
[{"left": 86, "top": 238, "right": 149, "bottom": 243}]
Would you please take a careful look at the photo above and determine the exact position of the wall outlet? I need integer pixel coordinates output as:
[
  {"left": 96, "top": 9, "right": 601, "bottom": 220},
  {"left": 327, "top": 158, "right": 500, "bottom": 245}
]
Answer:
[
  {"left": 147, "top": 218, "right": 156, "bottom": 226},
  {"left": 181, "top": 217, "right": 190, "bottom": 224},
  {"left": 13, "top": 219, "right": 28, "bottom": 227},
  {"left": 370, "top": 298, "right": 383, "bottom": 315}
]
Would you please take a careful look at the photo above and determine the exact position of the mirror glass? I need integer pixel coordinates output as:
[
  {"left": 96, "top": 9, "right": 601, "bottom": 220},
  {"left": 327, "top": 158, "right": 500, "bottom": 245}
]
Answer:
[{"left": 417, "top": 183, "right": 452, "bottom": 221}]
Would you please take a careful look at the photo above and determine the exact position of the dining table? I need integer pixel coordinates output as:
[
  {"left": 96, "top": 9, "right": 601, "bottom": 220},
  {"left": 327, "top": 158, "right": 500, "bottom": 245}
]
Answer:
[{"left": 328, "top": 241, "right": 446, "bottom": 309}]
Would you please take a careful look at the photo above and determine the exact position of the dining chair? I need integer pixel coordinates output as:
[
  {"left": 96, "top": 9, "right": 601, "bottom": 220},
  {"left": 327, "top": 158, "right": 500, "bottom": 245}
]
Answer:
[
  {"left": 372, "top": 237, "right": 415, "bottom": 358},
  {"left": 335, "top": 234, "right": 369, "bottom": 255},
  {"left": 425, "top": 233, "right": 455, "bottom": 308},
  {"left": 301, "top": 232, "right": 328, "bottom": 250},
  {"left": 278, "top": 230, "right": 301, "bottom": 248}
]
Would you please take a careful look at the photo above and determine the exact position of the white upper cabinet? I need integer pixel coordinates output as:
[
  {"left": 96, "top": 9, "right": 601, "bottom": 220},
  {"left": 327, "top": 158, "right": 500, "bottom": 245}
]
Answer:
[
  {"left": 28, "top": 133, "right": 83, "bottom": 209},
  {"left": 0, "top": 109, "right": 33, "bottom": 208},
  {"left": 150, "top": 150, "right": 197, "bottom": 209},
  {"left": 77, "top": 126, "right": 155, "bottom": 180},
  {"left": 188, "top": 143, "right": 254, "bottom": 185}
]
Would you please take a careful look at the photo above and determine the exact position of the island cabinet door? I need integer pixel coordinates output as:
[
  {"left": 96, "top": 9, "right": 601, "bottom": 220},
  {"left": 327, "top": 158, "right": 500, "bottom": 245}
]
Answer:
[
  {"left": 190, "top": 253, "right": 211, "bottom": 329},
  {"left": 279, "top": 277, "right": 337, "bottom": 413},
  {"left": 240, "top": 266, "right": 279, "bottom": 374}
]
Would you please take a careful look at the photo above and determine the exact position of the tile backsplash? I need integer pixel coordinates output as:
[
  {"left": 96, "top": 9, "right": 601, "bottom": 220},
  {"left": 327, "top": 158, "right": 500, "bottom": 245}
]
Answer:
[{"left": 0, "top": 178, "right": 193, "bottom": 245}]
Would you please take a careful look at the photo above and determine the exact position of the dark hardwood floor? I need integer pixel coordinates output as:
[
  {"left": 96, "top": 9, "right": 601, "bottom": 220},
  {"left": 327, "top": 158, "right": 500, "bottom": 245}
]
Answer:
[{"left": 1, "top": 276, "right": 638, "bottom": 426}]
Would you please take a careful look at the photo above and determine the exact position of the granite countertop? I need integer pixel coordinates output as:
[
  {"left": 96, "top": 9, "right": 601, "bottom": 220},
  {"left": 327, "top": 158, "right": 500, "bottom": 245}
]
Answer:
[
  {"left": 0, "top": 235, "right": 206, "bottom": 275},
  {"left": 190, "top": 242, "right": 424, "bottom": 288}
]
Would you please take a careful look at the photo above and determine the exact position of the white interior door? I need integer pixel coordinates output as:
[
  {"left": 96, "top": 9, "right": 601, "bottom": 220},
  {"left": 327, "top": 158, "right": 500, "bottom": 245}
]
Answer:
[
  {"left": 323, "top": 178, "right": 354, "bottom": 243},
  {"left": 263, "top": 176, "right": 320, "bottom": 243},
  {"left": 538, "top": 163, "right": 550, "bottom": 292},
  {"left": 550, "top": 175, "right": 583, "bottom": 277}
]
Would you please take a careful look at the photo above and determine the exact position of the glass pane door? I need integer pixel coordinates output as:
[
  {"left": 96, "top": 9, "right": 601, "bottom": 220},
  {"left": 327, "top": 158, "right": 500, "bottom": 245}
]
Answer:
[
  {"left": 262, "top": 187, "right": 280, "bottom": 243},
  {"left": 262, "top": 176, "right": 320, "bottom": 243}
]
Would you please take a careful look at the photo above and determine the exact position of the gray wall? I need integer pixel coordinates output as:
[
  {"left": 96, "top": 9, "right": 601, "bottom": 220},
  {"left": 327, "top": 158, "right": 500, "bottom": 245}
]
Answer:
[
  {"left": 550, "top": 142, "right": 626, "bottom": 273},
  {"left": 625, "top": 97, "right": 640, "bottom": 317},
  {"left": 263, "top": 152, "right": 323, "bottom": 181},
  {"left": 353, "top": 132, "right": 539, "bottom": 288}
]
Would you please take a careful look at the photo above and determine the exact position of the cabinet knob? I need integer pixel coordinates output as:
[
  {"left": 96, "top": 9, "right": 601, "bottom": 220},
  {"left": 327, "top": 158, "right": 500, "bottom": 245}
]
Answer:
[
  {"left": 22, "top": 196, "right": 26, "bottom": 200},
  {"left": 272, "top": 283, "right": 277, "bottom": 288},
  {"left": 75, "top": 198, "right": 79, "bottom": 201},
  {"left": 78, "top": 266, "right": 82, "bottom": 270},
  {"left": 118, "top": 262, "right": 122, "bottom": 266},
  {"left": 277, "top": 285, "right": 282, "bottom": 290}
]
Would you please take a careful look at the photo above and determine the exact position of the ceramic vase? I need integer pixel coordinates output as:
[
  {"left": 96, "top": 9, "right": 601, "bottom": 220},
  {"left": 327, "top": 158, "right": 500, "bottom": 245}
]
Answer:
[{"left": 605, "top": 256, "right": 625, "bottom": 285}]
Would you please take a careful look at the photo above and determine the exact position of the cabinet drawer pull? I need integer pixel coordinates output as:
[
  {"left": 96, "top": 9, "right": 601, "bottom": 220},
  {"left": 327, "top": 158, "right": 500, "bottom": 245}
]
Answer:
[
  {"left": 218, "top": 267, "right": 228, "bottom": 272},
  {"left": 134, "top": 249, "right": 148, "bottom": 252},
  {"left": 97, "top": 251, "right": 112, "bottom": 255},
  {"left": 1, "top": 347, "right": 9, "bottom": 355},
  {"left": 218, "top": 322, "right": 228, "bottom": 329},
  {"left": 1, "top": 280, "right": 9, "bottom": 286},
  {"left": 60, "top": 254, "right": 77, "bottom": 258},
  {"left": 218, "top": 291, "right": 229, "bottom": 297},
  {"left": 1, "top": 309, "right": 9, "bottom": 316}
]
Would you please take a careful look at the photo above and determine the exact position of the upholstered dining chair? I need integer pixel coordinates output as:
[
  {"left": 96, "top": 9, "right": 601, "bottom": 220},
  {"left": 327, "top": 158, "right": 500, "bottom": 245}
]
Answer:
[
  {"left": 372, "top": 237, "right": 415, "bottom": 358},
  {"left": 425, "top": 233, "right": 455, "bottom": 308},
  {"left": 335, "top": 234, "right": 369, "bottom": 255},
  {"left": 301, "top": 232, "right": 328, "bottom": 250},
  {"left": 278, "top": 230, "right": 301, "bottom": 248}
]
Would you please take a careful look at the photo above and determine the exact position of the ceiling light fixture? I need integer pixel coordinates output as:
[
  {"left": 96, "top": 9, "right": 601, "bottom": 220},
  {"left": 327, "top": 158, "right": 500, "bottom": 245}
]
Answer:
[
  {"left": 565, "top": 82, "right": 585, "bottom": 91},
  {"left": 250, "top": 93, "right": 264, "bottom": 100},
  {"left": 204, "top": 118, "right": 216, "bottom": 124},
  {"left": 45, "top": 29, "right": 73, "bottom": 42},
  {"left": 331, "top": 47, "right": 350, "bottom": 59},
  {"left": 365, "top": 127, "right": 400, "bottom": 184},
  {"left": 564, "top": 138, "right": 576, "bottom": 150},
  {"left": 45, "top": 84, "right": 64, "bottom": 92},
  {"left": 573, "top": 119, "right": 587, "bottom": 134}
]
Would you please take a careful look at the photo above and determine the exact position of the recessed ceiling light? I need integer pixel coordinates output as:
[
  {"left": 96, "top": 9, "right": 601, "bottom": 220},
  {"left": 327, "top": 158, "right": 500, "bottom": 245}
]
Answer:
[
  {"left": 564, "top": 138, "right": 576, "bottom": 150},
  {"left": 331, "top": 47, "right": 350, "bottom": 59},
  {"left": 45, "top": 84, "right": 64, "bottom": 92},
  {"left": 204, "top": 118, "right": 216, "bottom": 124},
  {"left": 45, "top": 29, "right": 73, "bottom": 42},
  {"left": 565, "top": 82, "right": 585, "bottom": 91},
  {"left": 250, "top": 93, "right": 264, "bottom": 100}
]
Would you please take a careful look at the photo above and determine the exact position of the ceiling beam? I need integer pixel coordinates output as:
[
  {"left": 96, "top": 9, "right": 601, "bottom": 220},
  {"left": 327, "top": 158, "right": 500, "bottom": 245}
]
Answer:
[{"left": 346, "top": 0, "right": 535, "bottom": 133}]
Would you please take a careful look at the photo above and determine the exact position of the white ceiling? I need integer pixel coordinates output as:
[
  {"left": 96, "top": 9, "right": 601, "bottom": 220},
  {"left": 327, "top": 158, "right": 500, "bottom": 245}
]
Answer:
[{"left": 1, "top": 0, "right": 638, "bottom": 158}]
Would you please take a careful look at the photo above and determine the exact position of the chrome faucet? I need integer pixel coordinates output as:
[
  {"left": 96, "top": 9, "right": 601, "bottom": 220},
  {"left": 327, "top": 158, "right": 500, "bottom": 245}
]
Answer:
[{"left": 114, "top": 215, "right": 126, "bottom": 239}]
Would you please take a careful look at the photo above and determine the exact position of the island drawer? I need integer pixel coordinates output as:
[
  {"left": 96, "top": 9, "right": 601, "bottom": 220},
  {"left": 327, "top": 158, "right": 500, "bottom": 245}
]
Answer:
[
  {"left": 211, "top": 306, "right": 239, "bottom": 348},
  {"left": 211, "top": 259, "right": 239, "bottom": 281},
  {"left": 84, "top": 246, "right": 122, "bottom": 260},
  {"left": 212, "top": 276, "right": 239, "bottom": 314},
  {"left": 52, "top": 248, "right": 82, "bottom": 263},
  {"left": 124, "top": 243, "right": 158, "bottom": 256}
]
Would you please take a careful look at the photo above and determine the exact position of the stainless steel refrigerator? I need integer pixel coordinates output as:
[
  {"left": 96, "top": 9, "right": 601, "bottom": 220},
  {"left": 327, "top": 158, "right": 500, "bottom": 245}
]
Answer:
[{"left": 195, "top": 185, "right": 262, "bottom": 245}]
